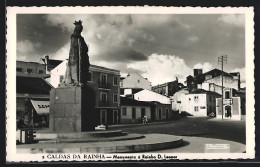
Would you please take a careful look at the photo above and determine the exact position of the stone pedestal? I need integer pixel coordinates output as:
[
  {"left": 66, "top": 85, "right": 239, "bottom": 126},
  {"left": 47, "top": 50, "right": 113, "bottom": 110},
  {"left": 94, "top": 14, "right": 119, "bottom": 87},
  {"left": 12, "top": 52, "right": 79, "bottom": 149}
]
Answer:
[{"left": 49, "top": 86, "right": 95, "bottom": 132}]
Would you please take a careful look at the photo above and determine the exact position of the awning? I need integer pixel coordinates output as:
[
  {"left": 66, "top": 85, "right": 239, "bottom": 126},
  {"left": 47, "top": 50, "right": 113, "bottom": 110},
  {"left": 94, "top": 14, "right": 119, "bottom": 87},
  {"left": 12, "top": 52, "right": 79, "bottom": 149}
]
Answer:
[{"left": 30, "top": 100, "right": 50, "bottom": 115}]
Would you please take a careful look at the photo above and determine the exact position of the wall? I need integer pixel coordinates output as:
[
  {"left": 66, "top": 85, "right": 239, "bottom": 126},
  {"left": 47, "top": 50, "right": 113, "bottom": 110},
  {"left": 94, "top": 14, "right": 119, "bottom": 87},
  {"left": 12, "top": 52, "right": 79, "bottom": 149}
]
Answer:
[
  {"left": 206, "top": 75, "right": 239, "bottom": 91},
  {"left": 206, "top": 94, "right": 218, "bottom": 115},
  {"left": 216, "top": 97, "right": 241, "bottom": 120},
  {"left": 17, "top": 61, "right": 48, "bottom": 78},
  {"left": 120, "top": 106, "right": 151, "bottom": 123},
  {"left": 154, "top": 103, "right": 171, "bottom": 121},
  {"left": 122, "top": 73, "right": 151, "bottom": 90},
  {"left": 171, "top": 89, "right": 189, "bottom": 113},
  {"left": 185, "top": 94, "right": 207, "bottom": 116}
]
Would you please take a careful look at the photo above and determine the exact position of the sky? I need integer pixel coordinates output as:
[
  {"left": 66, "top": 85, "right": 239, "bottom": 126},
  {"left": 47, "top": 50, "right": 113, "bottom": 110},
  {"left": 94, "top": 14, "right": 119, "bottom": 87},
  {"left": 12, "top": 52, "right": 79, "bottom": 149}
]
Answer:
[{"left": 17, "top": 14, "right": 246, "bottom": 86}]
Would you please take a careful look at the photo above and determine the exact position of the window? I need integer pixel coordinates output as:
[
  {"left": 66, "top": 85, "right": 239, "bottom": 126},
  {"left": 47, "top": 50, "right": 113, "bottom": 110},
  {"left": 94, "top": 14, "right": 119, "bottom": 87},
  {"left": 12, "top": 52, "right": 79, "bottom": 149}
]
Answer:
[
  {"left": 194, "top": 106, "right": 199, "bottom": 112},
  {"left": 100, "top": 74, "right": 107, "bottom": 85},
  {"left": 39, "top": 70, "right": 44, "bottom": 74},
  {"left": 132, "top": 108, "right": 136, "bottom": 119},
  {"left": 225, "top": 91, "right": 230, "bottom": 99},
  {"left": 113, "top": 76, "right": 118, "bottom": 86},
  {"left": 122, "top": 108, "right": 127, "bottom": 116},
  {"left": 113, "top": 94, "right": 118, "bottom": 103},
  {"left": 87, "top": 72, "right": 92, "bottom": 81},
  {"left": 16, "top": 68, "right": 22, "bottom": 72},
  {"left": 194, "top": 96, "right": 199, "bottom": 103},
  {"left": 177, "top": 101, "right": 181, "bottom": 103},
  {"left": 100, "top": 92, "right": 107, "bottom": 102},
  {"left": 27, "top": 69, "right": 33, "bottom": 73},
  {"left": 137, "top": 80, "right": 140, "bottom": 83}
]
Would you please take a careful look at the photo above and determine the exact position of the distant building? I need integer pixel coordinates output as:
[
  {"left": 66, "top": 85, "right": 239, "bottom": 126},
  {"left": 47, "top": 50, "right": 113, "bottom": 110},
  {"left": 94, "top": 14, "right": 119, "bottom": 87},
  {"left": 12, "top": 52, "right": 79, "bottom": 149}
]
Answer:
[
  {"left": 50, "top": 60, "right": 121, "bottom": 125},
  {"left": 120, "top": 73, "right": 152, "bottom": 90},
  {"left": 120, "top": 97, "right": 153, "bottom": 123},
  {"left": 170, "top": 88, "right": 189, "bottom": 113},
  {"left": 186, "top": 68, "right": 241, "bottom": 93},
  {"left": 151, "top": 78, "right": 184, "bottom": 97},
  {"left": 16, "top": 76, "right": 53, "bottom": 126},
  {"left": 185, "top": 89, "right": 221, "bottom": 117},
  {"left": 216, "top": 88, "right": 245, "bottom": 120},
  {"left": 16, "top": 61, "right": 49, "bottom": 78},
  {"left": 40, "top": 55, "right": 62, "bottom": 74}
]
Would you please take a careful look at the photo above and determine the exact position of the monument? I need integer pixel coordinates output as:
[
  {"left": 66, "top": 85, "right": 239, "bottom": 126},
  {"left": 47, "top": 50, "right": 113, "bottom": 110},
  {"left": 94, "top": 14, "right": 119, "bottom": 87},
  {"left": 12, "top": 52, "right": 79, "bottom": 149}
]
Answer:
[{"left": 49, "top": 20, "right": 95, "bottom": 132}]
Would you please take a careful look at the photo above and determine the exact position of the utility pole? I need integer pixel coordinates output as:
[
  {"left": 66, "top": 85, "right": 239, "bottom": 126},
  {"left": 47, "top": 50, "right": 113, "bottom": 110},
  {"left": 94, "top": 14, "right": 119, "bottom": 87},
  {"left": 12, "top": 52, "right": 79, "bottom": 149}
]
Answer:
[{"left": 218, "top": 55, "right": 227, "bottom": 119}]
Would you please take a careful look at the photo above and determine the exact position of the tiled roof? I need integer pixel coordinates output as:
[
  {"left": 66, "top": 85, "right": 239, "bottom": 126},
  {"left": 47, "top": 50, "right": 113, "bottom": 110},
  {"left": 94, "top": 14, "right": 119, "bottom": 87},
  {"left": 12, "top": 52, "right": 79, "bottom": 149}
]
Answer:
[
  {"left": 17, "top": 76, "right": 53, "bottom": 94},
  {"left": 195, "top": 68, "right": 234, "bottom": 83}
]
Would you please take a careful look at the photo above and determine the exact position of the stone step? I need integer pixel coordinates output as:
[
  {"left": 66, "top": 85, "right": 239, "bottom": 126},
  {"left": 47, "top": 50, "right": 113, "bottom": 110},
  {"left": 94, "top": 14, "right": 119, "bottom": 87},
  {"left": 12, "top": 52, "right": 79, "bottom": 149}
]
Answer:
[{"left": 17, "top": 134, "right": 183, "bottom": 153}]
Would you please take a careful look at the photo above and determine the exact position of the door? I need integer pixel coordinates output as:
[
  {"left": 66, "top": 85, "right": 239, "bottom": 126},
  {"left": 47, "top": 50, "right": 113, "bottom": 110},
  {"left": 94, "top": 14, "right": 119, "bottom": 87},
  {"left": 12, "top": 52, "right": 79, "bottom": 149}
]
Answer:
[
  {"left": 100, "top": 110, "right": 107, "bottom": 124},
  {"left": 141, "top": 108, "right": 145, "bottom": 118},
  {"left": 225, "top": 106, "right": 232, "bottom": 118},
  {"left": 113, "top": 110, "right": 118, "bottom": 124}
]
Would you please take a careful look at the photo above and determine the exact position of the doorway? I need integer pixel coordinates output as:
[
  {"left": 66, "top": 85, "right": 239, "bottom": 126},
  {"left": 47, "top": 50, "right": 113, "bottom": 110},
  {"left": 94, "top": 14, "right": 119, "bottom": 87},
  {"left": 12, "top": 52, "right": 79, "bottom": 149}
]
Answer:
[
  {"left": 225, "top": 105, "right": 232, "bottom": 118},
  {"left": 100, "top": 110, "right": 107, "bottom": 124}
]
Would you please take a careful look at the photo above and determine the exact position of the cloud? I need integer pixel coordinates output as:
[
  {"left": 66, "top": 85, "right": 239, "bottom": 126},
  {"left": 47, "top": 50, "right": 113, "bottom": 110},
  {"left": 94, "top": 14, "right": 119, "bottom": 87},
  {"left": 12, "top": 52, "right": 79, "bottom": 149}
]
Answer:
[
  {"left": 218, "top": 14, "right": 245, "bottom": 27},
  {"left": 17, "top": 39, "right": 41, "bottom": 61},
  {"left": 187, "top": 35, "right": 199, "bottom": 42},
  {"left": 193, "top": 62, "right": 213, "bottom": 73},
  {"left": 127, "top": 53, "right": 192, "bottom": 85}
]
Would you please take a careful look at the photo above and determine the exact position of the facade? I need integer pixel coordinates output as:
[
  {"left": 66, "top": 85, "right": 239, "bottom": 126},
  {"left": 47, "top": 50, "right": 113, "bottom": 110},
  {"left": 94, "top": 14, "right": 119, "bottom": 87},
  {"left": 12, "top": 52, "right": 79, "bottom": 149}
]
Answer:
[
  {"left": 17, "top": 61, "right": 49, "bottom": 78},
  {"left": 50, "top": 60, "right": 121, "bottom": 125},
  {"left": 151, "top": 101, "right": 172, "bottom": 121},
  {"left": 120, "top": 97, "right": 152, "bottom": 123},
  {"left": 132, "top": 89, "right": 172, "bottom": 121},
  {"left": 170, "top": 88, "right": 189, "bottom": 113},
  {"left": 152, "top": 78, "right": 183, "bottom": 97},
  {"left": 216, "top": 88, "right": 243, "bottom": 120},
  {"left": 185, "top": 89, "right": 221, "bottom": 117},
  {"left": 16, "top": 76, "right": 52, "bottom": 126},
  {"left": 120, "top": 73, "right": 152, "bottom": 90}
]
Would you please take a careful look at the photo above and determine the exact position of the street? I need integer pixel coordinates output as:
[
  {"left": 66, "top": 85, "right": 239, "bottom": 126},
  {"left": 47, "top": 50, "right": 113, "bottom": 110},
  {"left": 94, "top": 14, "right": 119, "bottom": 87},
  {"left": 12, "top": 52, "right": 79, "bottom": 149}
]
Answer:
[{"left": 110, "top": 117, "right": 246, "bottom": 144}]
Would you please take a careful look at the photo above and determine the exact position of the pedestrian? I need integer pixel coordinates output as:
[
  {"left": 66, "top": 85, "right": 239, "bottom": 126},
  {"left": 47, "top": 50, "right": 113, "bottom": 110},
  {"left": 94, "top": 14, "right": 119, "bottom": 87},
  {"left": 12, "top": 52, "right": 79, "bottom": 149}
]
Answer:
[{"left": 143, "top": 115, "right": 147, "bottom": 124}]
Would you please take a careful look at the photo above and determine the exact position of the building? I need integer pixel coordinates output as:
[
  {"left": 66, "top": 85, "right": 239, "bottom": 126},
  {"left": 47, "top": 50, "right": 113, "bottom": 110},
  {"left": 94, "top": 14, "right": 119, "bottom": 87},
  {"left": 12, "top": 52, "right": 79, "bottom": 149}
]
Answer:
[
  {"left": 120, "top": 73, "right": 152, "bottom": 90},
  {"left": 186, "top": 68, "right": 241, "bottom": 93},
  {"left": 16, "top": 61, "right": 49, "bottom": 78},
  {"left": 170, "top": 88, "right": 189, "bottom": 113},
  {"left": 216, "top": 88, "right": 244, "bottom": 120},
  {"left": 152, "top": 78, "right": 184, "bottom": 97},
  {"left": 50, "top": 60, "right": 121, "bottom": 125},
  {"left": 132, "top": 89, "right": 172, "bottom": 121},
  {"left": 16, "top": 76, "right": 53, "bottom": 126},
  {"left": 185, "top": 89, "right": 221, "bottom": 117},
  {"left": 120, "top": 97, "right": 153, "bottom": 123},
  {"left": 40, "top": 55, "right": 63, "bottom": 74}
]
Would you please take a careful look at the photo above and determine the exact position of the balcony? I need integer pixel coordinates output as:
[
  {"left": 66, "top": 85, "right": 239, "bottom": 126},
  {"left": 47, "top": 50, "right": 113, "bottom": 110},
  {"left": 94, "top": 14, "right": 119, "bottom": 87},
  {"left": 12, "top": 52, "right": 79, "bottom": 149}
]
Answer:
[
  {"left": 99, "top": 82, "right": 111, "bottom": 89},
  {"left": 99, "top": 101, "right": 110, "bottom": 107}
]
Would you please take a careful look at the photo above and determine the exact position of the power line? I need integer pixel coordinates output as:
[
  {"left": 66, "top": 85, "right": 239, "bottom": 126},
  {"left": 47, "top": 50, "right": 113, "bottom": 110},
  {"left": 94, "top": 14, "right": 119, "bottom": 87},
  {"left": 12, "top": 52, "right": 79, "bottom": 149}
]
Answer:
[{"left": 218, "top": 55, "right": 227, "bottom": 120}]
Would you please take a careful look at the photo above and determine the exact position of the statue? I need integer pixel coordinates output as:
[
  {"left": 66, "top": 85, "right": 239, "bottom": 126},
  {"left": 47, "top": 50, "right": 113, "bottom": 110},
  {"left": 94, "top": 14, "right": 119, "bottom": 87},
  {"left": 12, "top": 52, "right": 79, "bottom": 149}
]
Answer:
[{"left": 60, "top": 20, "right": 90, "bottom": 87}]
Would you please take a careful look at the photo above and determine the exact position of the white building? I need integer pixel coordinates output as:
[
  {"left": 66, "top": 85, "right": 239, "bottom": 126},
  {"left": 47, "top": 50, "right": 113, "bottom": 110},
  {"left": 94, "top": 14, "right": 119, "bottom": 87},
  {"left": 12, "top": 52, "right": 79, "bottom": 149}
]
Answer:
[
  {"left": 170, "top": 88, "right": 189, "bottom": 113},
  {"left": 121, "top": 73, "right": 152, "bottom": 90},
  {"left": 185, "top": 89, "right": 221, "bottom": 117}
]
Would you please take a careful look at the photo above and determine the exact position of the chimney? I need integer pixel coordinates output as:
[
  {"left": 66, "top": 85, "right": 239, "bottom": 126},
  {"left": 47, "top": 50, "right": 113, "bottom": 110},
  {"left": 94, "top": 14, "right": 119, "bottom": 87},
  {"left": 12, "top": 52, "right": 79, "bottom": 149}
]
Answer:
[
  {"left": 194, "top": 69, "right": 203, "bottom": 77},
  {"left": 45, "top": 55, "right": 49, "bottom": 72}
]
